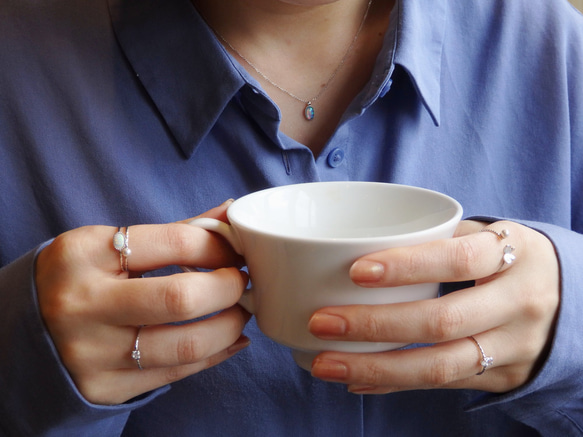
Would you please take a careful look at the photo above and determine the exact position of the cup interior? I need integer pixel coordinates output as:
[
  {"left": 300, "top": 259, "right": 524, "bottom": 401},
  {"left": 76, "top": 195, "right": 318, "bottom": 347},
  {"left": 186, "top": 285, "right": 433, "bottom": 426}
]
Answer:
[{"left": 228, "top": 182, "right": 462, "bottom": 240}]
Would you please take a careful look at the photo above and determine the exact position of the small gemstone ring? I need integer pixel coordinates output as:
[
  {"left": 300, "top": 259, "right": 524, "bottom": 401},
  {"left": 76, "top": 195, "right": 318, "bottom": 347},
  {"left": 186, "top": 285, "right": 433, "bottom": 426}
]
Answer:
[
  {"left": 480, "top": 227, "right": 516, "bottom": 267},
  {"left": 132, "top": 326, "right": 144, "bottom": 370},
  {"left": 468, "top": 336, "right": 494, "bottom": 375},
  {"left": 113, "top": 227, "right": 131, "bottom": 272}
]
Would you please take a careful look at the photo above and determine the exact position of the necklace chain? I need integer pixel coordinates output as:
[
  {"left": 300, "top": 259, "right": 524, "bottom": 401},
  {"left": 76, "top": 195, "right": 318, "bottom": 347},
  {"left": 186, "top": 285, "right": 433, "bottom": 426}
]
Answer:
[{"left": 208, "top": 0, "right": 372, "bottom": 121}]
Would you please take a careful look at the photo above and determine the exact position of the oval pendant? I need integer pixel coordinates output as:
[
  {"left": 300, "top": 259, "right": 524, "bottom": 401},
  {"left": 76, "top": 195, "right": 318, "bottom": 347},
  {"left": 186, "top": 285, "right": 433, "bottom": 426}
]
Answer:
[{"left": 304, "top": 103, "right": 315, "bottom": 121}]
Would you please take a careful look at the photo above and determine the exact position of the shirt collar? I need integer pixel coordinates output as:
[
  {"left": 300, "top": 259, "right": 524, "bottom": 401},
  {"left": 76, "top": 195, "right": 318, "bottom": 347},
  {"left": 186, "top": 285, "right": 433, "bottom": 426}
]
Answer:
[
  {"left": 108, "top": 0, "right": 446, "bottom": 158},
  {"left": 392, "top": 0, "right": 447, "bottom": 126},
  {"left": 108, "top": 0, "right": 246, "bottom": 158}
]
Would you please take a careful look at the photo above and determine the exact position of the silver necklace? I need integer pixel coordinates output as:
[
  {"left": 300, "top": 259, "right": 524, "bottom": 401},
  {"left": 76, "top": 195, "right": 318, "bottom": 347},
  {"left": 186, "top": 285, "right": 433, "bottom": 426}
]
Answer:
[{"left": 210, "top": 0, "right": 372, "bottom": 121}]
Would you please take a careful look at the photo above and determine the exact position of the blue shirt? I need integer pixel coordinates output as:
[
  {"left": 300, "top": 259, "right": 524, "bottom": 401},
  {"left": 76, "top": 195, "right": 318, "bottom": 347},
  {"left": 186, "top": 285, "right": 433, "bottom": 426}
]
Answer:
[{"left": 1, "top": 0, "right": 583, "bottom": 435}]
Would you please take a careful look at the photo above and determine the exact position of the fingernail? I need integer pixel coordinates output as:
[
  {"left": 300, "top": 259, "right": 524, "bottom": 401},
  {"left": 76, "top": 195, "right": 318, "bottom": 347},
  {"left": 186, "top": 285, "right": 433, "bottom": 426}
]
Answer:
[
  {"left": 227, "top": 336, "right": 250, "bottom": 355},
  {"left": 350, "top": 260, "right": 385, "bottom": 283},
  {"left": 348, "top": 385, "right": 378, "bottom": 394},
  {"left": 311, "top": 358, "right": 348, "bottom": 381},
  {"left": 308, "top": 313, "right": 347, "bottom": 338},
  {"left": 222, "top": 198, "right": 235, "bottom": 206}
]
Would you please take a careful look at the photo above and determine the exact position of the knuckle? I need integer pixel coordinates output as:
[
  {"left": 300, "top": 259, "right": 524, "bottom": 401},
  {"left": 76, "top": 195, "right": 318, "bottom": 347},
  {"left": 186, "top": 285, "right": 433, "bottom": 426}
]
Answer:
[
  {"left": 361, "top": 311, "right": 386, "bottom": 341},
  {"left": 451, "top": 238, "right": 480, "bottom": 278},
  {"left": 38, "top": 230, "right": 104, "bottom": 321},
  {"left": 401, "top": 250, "right": 428, "bottom": 283},
  {"left": 49, "top": 231, "right": 83, "bottom": 264},
  {"left": 176, "top": 334, "right": 205, "bottom": 365},
  {"left": 163, "top": 224, "right": 198, "bottom": 259},
  {"left": 520, "top": 293, "right": 549, "bottom": 322},
  {"left": 424, "top": 302, "right": 465, "bottom": 342},
  {"left": 40, "top": 290, "right": 74, "bottom": 323},
  {"left": 162, "top": 277, "right": 195, "bottom": 319},
  {"left": 51, "top": 227, "right": 103, "bottom": 267},
  {"left": 424, "top": 353, "right": 460, "bottom": 387},
  {"left": 521, "top": 285, "right": 559, "bottom": 322},
  {"left": 39, "top": 277, "right": 88, "bottom": 325},
  {"left": 363, "top": 362, "right": 388, "bottom": 386}
]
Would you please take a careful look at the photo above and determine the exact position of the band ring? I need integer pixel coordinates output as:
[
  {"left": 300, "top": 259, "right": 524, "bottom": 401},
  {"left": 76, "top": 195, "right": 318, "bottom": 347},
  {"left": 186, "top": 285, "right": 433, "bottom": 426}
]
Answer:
[
  {"left": 480, "top": 227, "right": 516, "bottom": 266},
  {"left": 480, "top": 227, "right": 510, "bottom": 240},
  {"left": 468, "top": 335, "right": 494, "bottom": 375},
  {"left": 113, "top": 226, "right": 131, "bottom": 272},
  {"left": 131, "top": 326, "right": 144, "bottom": 370}
]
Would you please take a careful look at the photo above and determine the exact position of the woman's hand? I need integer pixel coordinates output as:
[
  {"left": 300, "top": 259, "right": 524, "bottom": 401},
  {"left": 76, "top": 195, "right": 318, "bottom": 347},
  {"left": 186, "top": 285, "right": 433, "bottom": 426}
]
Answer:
[
  {"left": 308, "top": 220, "right": 560, "bottom": 394},
  {"left": 36, "top": 201, "right": 250, "bottom": 405}
]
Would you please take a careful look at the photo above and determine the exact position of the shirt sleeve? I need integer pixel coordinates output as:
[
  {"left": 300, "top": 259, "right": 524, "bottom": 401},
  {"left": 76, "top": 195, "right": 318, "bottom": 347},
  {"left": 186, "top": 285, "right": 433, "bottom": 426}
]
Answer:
[
  {"left": 464, "top": 220, "right": 583, "bottom": 434},
  {"left": 0, "top": 243, "right": 169, "bottom": 436}
]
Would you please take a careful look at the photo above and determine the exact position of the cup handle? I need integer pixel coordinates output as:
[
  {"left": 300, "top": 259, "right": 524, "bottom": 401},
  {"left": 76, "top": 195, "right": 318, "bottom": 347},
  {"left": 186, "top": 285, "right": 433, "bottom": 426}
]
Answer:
[{"left": 186, "top": 218, "right": 255, "bottom": 314}]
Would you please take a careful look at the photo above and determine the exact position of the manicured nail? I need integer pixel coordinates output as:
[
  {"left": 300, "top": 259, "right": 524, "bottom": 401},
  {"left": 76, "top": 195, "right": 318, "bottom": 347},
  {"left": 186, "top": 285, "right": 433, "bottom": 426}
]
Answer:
[
  {"left": 311, "top": 358, "right": 348, "bottom": 381},
  {"left": 308, "top": 313, "right": 347, "bottom": 338},
  {"left": 227, "top": 336, "right": 250, "bottom": 355},
  {"left": 222, "top": 198, "right": 235, "bottom": 206},
  {"left": 348, "top": 385, "right": 379, "bottom": 394},
  {"left": 350, "top": 260, "right": 385, "bottom": 283}
]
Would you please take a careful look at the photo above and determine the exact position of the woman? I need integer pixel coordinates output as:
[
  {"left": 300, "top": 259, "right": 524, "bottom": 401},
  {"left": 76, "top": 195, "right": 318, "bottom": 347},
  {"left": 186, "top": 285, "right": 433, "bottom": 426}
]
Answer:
[{"left": 1, "top": 0, "right": 582, "bottom": 435}]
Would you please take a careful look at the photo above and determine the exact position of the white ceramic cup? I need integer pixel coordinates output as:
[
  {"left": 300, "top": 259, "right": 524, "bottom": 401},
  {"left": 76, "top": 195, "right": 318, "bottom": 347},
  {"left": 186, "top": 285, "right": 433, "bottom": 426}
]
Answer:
[{"left": 188, "top": 182, "right": 463, "bottom": 370}]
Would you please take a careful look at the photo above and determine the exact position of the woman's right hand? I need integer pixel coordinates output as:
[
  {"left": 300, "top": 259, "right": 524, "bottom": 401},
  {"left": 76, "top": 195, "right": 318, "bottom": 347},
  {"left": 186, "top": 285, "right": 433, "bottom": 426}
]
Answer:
[{"left": 35, "top": 202, "right": 251, "bottom": 405}]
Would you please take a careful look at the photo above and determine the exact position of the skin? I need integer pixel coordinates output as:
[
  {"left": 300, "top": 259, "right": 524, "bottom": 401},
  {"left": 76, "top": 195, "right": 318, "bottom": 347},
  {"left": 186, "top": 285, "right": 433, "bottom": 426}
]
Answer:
[
  {"left": 36, "top": 209, "right": 560, "bottom": 404},
  {"left": 309, "top": 220, "right": 560, "bottom": 394},
  {"left": 193, "top": 0, "right": 395, "bottom": 156},
  {"left": 34, "top": 0, "right": 561, "bottom": 405},
  {"left": 36, "top": 210, "right": 559, "bottom": 405},
  {"left": 36, "top": 202, "right": 252, "bottom": 405}
]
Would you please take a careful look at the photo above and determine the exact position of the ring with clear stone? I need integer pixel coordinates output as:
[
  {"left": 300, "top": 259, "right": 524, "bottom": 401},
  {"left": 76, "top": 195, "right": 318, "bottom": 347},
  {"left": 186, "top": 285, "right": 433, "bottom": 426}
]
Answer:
[
  {"left": 468, "top": 336, "right": 494, "bottom": 375},
  {"left": 480, "top": 227, "right": 516, "bottom": 266},
  {"left": 132, "top": 326, "right": 143, "bottom": 370}
]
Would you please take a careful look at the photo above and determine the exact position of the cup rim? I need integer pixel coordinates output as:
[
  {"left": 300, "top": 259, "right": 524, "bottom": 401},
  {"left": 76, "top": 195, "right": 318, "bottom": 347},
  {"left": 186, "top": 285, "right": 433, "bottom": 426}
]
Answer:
[{"left": 227, "top": 181, "right": 463, "bottom": 243}]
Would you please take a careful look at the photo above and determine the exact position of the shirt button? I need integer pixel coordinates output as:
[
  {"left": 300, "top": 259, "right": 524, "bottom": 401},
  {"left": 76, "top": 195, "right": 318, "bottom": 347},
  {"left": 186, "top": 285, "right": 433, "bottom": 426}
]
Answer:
[{"left": 326, "top": 148, "right": 345, "bottom": 168}]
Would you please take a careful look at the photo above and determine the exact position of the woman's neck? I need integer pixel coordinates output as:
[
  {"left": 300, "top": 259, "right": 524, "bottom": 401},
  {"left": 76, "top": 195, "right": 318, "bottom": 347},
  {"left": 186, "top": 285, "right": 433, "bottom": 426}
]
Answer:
[
  {"left": 193, "top": 0, "right": 373, "bottom": 71},
  {"left": 192, "top": 0, "right": 394, "bottom": 156}
]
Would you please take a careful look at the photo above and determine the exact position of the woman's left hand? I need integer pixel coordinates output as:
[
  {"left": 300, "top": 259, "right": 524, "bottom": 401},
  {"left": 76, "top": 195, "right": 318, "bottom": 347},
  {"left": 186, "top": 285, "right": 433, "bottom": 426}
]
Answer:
[{"left": 308, "top": 220, "right": 560, "bottom": 394}]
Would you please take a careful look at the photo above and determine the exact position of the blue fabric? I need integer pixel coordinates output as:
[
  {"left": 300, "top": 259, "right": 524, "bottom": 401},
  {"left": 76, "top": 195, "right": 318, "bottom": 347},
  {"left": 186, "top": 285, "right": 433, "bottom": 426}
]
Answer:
[{"left": 1, "top": 0, "right": 582, "bottom": 435}]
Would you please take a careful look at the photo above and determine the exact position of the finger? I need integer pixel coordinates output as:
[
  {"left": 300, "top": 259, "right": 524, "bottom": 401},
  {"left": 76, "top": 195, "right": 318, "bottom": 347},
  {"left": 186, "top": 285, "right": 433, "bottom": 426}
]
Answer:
[
  {"left": 106, "top": 222, "right": 243, "bottom": 273},
  {"left": 131, "top": 306, "right": 251, "bottom": 369},
  {"left": 61, "top": 305, "right": 250, "bottom": 371},
  {"left": 41, "top": 222, "right": 243, "bottom": 281},
  {"left": 176, "top": 199, "right": 234, "bottom": 225},
  {"left": 108, "top": 199, "right": 238, "bottom": 273},
  {"left": 79, "top": 333, "right": 251, "bottom": 405},
  {"left": 95, "top": 305, "right": 249, "bottom": 370},
  {"left": 312, "top": 333, "right": 526, "bottom": 393},
  {"left": 349, "top": 221, "right": 523, "bottom": 287},
  {"left": 94, "top": 268, "right": 248, "bottom": 326},
  {"left": 309, "top": 272, "right": 526, "bottom": 344},
  {"left": 451, "top": 219, "right": 490, "bottom": 238}
]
